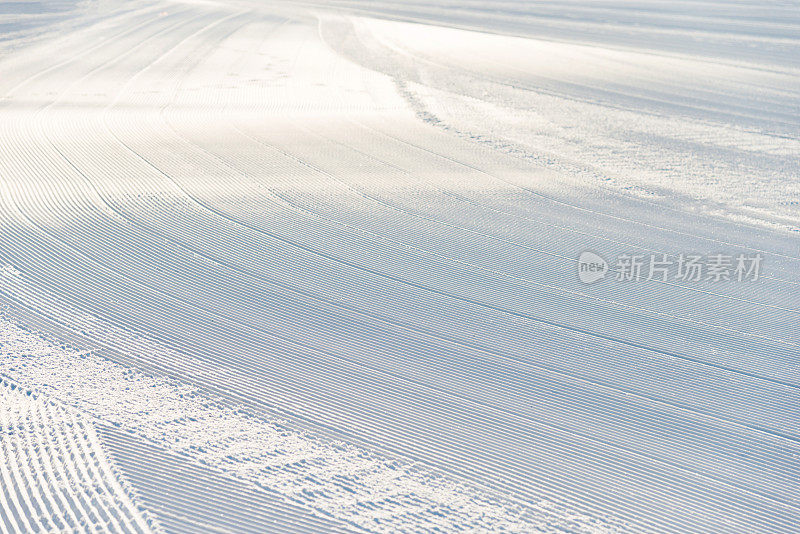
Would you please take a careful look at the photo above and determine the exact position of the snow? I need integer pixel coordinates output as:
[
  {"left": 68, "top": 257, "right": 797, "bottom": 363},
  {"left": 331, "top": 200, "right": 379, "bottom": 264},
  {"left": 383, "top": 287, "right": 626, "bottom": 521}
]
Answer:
[
  {"left": 1, "top": 0, "right": 798, "bottom": 532},
  {"left": 0, "top": 315, "right": 621, "bottom": 533}
]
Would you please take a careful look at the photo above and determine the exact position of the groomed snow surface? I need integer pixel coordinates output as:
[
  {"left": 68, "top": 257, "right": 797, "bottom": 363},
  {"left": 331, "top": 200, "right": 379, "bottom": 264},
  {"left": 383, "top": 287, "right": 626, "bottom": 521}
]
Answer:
[{"left": 1, "top": 1, "right": 798, "bottom": 532}]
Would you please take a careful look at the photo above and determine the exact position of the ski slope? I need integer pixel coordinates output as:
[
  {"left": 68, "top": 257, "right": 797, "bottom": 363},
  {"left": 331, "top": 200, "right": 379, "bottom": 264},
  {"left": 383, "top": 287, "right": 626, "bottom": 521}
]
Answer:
[{"left": 0, "top": 0, "right": 798, "bottom": 532}]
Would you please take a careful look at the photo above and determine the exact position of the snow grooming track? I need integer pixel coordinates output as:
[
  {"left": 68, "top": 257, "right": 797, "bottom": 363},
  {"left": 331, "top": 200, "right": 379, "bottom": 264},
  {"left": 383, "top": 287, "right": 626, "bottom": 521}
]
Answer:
[
  {"left": 0, "top": 378, "right": 154, "bottom": 533},
  {"left": 0, "top": 0, "right": 799, "bottom": 533},
  {"left": 0, "top": 314, "right": 619, "bottom": 534}
]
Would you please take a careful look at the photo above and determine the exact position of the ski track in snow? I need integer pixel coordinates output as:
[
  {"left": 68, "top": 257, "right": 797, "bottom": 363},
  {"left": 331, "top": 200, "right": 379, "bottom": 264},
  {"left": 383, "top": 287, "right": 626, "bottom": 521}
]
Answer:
[{"left": 0, "top": 0, "right": 798, "bottom": 532}]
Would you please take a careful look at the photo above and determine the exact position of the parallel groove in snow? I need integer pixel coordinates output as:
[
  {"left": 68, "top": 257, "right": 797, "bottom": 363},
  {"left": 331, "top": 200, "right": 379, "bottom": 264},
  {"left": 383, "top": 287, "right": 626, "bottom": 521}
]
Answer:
[
  {"left": 0, "top": 379, "right": 154, "bottom": 534},
  {"left": 1, "top": 316, "right": 615, "bottom": 533},
  {"left": 0, "top": 1, "right": 798, "bottom": 532}
]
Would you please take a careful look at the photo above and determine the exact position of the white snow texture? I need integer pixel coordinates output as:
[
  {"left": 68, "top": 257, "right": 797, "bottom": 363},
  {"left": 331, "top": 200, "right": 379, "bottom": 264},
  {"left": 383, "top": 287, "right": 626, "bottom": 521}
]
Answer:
[{"left": 0, "top": 0, "right": 798, "bottom": 533}]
